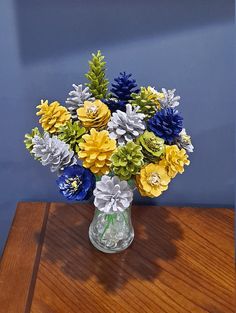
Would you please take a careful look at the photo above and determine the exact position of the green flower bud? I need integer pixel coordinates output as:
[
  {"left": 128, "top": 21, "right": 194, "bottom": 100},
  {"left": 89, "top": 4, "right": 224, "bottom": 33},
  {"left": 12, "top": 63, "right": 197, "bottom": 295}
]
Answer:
[{"left": 85, "top": 50, "right": 109, "bottom": 99}]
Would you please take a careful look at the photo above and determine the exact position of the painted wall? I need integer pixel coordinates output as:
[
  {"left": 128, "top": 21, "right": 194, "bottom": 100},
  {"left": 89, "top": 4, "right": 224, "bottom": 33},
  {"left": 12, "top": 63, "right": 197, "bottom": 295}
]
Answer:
[{"left": 0, "top": 0, "right": 234, "bottom": 254}]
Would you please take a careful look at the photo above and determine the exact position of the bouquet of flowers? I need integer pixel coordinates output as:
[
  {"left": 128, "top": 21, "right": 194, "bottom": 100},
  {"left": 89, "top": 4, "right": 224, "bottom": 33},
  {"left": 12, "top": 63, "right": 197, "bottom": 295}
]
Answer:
[{"left": 24, "top": 51, "right": 193, "bottom": 214}]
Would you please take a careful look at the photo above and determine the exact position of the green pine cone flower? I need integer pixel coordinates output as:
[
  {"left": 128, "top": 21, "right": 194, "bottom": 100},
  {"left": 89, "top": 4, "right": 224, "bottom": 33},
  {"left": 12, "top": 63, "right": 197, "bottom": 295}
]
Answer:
[
  {"left": 111, "top": 141, "right": 144, "bottom": 180},
  {"left": 24, "top": 127, "right": 41, "bottom": 153},
  {"left": 58, "top": 121, "right": 86, "bottom": 154},
  {"left": 85, "top": 50, "right": 109, "bottom": 99},
  {"left": 130, "top": 86, "right": 163, "bottom": 118},
  {"left": 136, "top": 131, "right": 165, "bottom": 163}
]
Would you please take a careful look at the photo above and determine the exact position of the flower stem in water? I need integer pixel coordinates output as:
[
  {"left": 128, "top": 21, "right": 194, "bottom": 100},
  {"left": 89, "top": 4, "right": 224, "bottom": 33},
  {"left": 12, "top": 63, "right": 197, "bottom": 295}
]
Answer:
[{"left": 100, "top": 213, "right": 116, "bottom": 239}]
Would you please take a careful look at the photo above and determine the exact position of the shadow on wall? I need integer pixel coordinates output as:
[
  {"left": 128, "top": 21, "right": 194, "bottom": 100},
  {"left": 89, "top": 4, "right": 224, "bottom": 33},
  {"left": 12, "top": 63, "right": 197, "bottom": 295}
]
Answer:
[
  {"left": 135, "top": 123, "right": 235, "bottom": 208},
  {"left": 14, "top": 0, "right": 233, "bottom": 64}
]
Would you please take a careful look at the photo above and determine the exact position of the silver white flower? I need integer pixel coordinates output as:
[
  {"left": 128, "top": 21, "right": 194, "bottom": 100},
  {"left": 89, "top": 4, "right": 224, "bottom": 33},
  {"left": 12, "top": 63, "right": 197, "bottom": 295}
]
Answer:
[
  {"left": 93, "top": 176, "right": 133, "bottom": 213},
  {"left": 66, "top": 84, "right": 94, "bottom": 120},
  {"left": 32, "top": 133, "right": 76, "bottom": 172},
  {"left": 159, "top": 88, "right": 180, "bottom": 109},
  {"left": 108, "top": 103, "right": 146, "bottom": 146},
  {"left": 175, "top": 128, "right": 194, "bottom": 153}
]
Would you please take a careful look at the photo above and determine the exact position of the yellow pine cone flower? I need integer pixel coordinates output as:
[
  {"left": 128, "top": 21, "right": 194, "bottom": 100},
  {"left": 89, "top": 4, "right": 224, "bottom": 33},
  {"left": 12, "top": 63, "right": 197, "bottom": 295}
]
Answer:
[
  {"left": 78, "top": 128, "right": 116, "bottom": 175},
  {"left": 159, "top": 145, "right": 190, "bottom": 178},
  {"left": 136, "top": 163, "right": 170, "bottom": 197},
  {"left": 36, "top": 100, "right": 71, "bottom": 134},
  {"left": 148, "top": 87, "right": 165, "bottom": 107},
  {"left": 140, "top": 86, "right": 164, "bottom": 110},
  {"left": 77, "top": 100, "right": 111, "bottom": 130},
  {"left": 130, "top": 86, "right": 164, "bottom": 118}
]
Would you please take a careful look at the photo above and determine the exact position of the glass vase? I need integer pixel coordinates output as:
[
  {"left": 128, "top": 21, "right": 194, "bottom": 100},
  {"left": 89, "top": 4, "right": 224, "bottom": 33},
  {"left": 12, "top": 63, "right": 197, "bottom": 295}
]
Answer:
[{"left": 89, "top": 205, "right": 134, "bottom": 253}]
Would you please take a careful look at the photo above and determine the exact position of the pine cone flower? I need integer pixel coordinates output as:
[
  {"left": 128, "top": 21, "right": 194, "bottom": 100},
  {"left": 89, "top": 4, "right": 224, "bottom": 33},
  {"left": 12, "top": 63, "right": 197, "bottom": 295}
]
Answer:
[
  {"left": 136, "top": 163, "right": 170, "bottom": 198},
  {"left": 36, "top": 100, "right": 71, "bottom": 134},
  {"left": 159, "top": 145, "right": 190, "bottom": 178},
  {"left": 24, "top": 127, "right": 41, "bottom": 154},
  {"left": 77, "top": 100, "right": 111, "bottom": 130},
  {"left": 108, "top": 104, "right": 146, "bottom": 146},
  {"left": 136, "top": 131, "right": 165, "bottom": 163},
  {"left": 103, "top": 97, "right": 127, "bottom": 113},
  {"left": 78, "top": 128, "right": 116, "bottom": 175},
  {"left": 111, "top": 72, "right": 139, "bottom": 101},
  {"left": 32, "top": 133, "right": 76, "bottom": 172},
  {"left": 130, "top": 86, "right": 163, "bottom": 118},
  {"left": 111, "top": 141, "right": 144, "bottom": 180},
  {"left": 57, "top": 165, "right": 95, "bottom": 201},
  {"left": 147, "top": 108, "right": 183, "bottom": 144},
  {"left": 94, "top": 175, "right": 133, "bottom": 213},
  {"left": 159, "top": 88, "right": 180, "bottom": 109},
  {"left": 58, "top": 121, "right": 86, "bottom": 154},
  {"left": 104, "top": 72, "right": 139, "bottom": 112},
  {"left": 65, "top": 84, "right": 94, "bottom": 120},
  {"left": 85, "top": 50, "right": 109, "bottom": 99},
  {"left": 174, "top": 128, "right": 194, "bottom": 153}
]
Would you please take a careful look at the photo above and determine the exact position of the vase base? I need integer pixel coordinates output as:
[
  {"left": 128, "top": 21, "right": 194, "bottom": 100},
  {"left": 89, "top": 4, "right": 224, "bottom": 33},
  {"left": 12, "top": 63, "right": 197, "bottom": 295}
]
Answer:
[{"left": 89, "top": 225, "right": 134, "bottom": 254}]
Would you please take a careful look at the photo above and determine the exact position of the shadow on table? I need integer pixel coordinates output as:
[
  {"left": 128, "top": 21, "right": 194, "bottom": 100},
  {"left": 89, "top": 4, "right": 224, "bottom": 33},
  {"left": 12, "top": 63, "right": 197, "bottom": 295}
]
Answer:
[{"left": 40, "top": 203, "right": 183, "bottom": 293}]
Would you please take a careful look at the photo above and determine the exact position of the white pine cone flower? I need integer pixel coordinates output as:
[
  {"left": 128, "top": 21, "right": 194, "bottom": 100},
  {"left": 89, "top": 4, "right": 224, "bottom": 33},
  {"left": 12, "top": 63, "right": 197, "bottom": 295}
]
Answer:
[
  {"left": 66, "top": 84, "right": 94, "bottom": 120},
  {"left": 159, "top": 88, "right": 180, "bottom": 109},
  {"left": 108, "top": 103, "right": 146, "bottom": 146},
  {"left": 32, "top": 133, "right": 76, "bottom": 172},
  {"left": 94, "top": 176, "right": 133, "bottom": 213},
  {"left": 175, "top": 128, "right": 194, "bottom": 153}
]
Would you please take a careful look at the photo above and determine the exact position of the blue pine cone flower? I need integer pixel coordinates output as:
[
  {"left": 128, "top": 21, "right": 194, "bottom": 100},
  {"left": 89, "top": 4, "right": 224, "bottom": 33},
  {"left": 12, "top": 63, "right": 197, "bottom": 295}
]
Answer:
[
  {"left": 56, "top": 165, "right": 96, "bottom": 201},
  {"left": 147, "top": 108, "right": 183, "bottom": 144},
  {"left": 104, "top": 72, "right": 139, "bottom": 112},
  {"left": 104, "top": 98, "right": 127, "bottom": 113}
]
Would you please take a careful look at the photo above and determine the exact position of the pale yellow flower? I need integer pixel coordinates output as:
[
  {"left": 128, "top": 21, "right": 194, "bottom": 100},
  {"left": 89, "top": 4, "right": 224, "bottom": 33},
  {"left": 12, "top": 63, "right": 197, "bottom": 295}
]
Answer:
[
  {"left": 136, "top": 163, "right": 170, "bottom": 198},
  {"left": 78, "top": 128, "right": 116, "bottom": 175},
  {"left": 36, "top": 100, "right": 71, "bottom": 134},
  {"left": 159, "top": 145, "right": 190, "bottom": 178},
  {"left": 77, "top": 100, "right": 110, "bottom": 130}
]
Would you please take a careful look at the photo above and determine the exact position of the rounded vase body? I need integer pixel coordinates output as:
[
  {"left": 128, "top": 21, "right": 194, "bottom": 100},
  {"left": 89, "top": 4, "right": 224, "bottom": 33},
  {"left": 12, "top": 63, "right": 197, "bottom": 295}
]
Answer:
[{"left": 89, "top": 206, "right": 134, "bottom": 253}]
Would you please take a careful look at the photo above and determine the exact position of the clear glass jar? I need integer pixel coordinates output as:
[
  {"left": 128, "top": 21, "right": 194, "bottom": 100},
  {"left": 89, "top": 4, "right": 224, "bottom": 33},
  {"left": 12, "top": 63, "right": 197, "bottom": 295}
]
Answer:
[{"left": 89, "top": 205, "right": 134, "bottom": 253}]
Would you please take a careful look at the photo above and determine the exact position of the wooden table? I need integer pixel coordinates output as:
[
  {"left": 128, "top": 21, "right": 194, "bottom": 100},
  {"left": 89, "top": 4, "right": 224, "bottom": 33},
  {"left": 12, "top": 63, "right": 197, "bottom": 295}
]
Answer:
[{"left": 0, "top": 202, "right": 234, "bottom": 313}]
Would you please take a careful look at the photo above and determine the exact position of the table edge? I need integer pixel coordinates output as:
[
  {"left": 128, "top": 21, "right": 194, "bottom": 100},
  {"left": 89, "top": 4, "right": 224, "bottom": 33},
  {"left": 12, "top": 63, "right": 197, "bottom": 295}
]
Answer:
[{"left": 0, "top": 202, "right": 50, "bottom": 313}]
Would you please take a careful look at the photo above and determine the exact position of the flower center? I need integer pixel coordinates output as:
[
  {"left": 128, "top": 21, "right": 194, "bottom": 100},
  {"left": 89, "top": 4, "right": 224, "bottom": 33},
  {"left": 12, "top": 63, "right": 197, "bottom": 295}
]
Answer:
[
  {"left": 145, "top": 137, "right": 162, "bottom": 152},
  {"left": 66, "top": 176, "right": 82, "bottom": 191},
  {"left": 148, "top": 172, "right": 160, "bottom": 185},
  {"left": 86, "top": 105, "right": 98, "bottom": 117}
]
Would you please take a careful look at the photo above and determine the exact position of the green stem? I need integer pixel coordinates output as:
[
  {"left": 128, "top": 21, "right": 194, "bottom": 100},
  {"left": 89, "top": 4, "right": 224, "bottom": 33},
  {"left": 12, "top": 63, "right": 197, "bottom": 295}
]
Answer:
[
  {"left": 100, "top": 214, "right": 116, "bottom": 239},
  {"left": 122, "top": 212, "right": 128, "bottom": 226}
]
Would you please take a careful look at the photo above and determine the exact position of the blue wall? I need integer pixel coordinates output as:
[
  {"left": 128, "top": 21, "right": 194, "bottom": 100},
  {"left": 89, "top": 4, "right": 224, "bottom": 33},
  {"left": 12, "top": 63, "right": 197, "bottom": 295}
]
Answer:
[{"left": 0, "top": 0, "right": 234, "bottom": 254}]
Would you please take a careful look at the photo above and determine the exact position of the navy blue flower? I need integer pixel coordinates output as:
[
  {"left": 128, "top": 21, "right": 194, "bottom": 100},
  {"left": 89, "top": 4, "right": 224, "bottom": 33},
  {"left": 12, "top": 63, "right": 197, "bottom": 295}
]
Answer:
[
  {"left": 147, "top": 108, "right": 183, "bottom": 144},
  {"left": 104, "top": 72, "right": 139, "bottom": 112},
  {"left": 103, "top": 98, "right": 127, "bottom": 112},
  {"left": 56, "top": 165, "right": 95, "bottom": 201},
  {"left": 111, "top": 72, "right": 139, "bottom": 101}
]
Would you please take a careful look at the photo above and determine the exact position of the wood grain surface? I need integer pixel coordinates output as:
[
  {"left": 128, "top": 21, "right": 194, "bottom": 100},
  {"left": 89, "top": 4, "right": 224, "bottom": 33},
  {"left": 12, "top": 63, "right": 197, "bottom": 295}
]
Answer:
[
  {"left": 0, "top": 202, "right": 49, "bottom": 313},
  {"left": 0, "top": 203, "right": 234, "bottom": 313}
]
